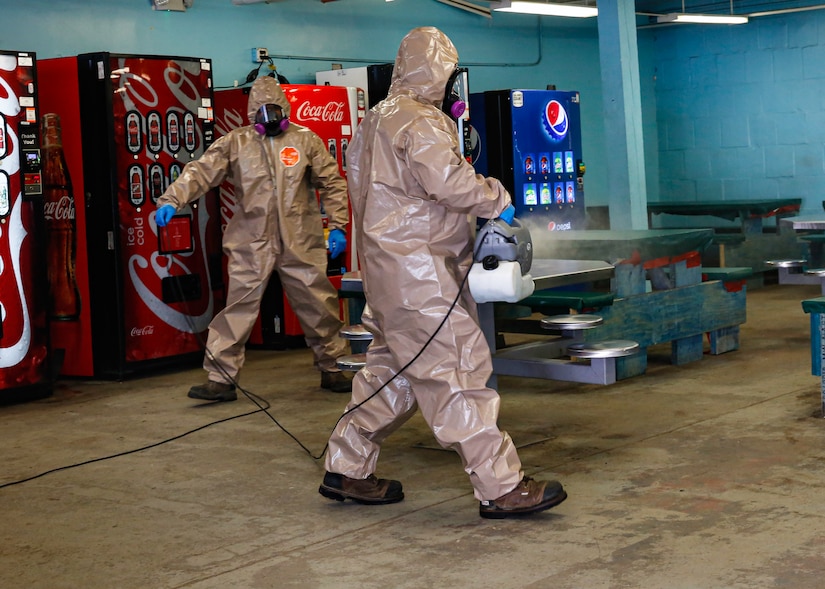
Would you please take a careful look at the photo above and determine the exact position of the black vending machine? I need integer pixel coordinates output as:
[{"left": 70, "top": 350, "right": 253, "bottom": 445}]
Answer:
[{"left": 470, "top": 89, "right": 586, "bottom": 233}]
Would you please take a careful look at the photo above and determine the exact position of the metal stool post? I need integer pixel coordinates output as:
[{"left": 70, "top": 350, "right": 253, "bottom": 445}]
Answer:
[
  {"left": 337, "top": 324, "right": 373, "bottom": 371},
  {"left": 336, "top": 353, "right": 367, "bottom": 372},
  {"left": 339, "top": 324, "right": 373, "bottom": 354}
]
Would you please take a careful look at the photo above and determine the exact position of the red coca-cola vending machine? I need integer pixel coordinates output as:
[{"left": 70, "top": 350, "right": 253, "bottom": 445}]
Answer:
[
  {"left": 0, "top": 50, "right": 50, "bottom": 400},
  {"left": 38, "top": 53, "right": 221, "bottom": 379},
  {"left": 213, "top": 83, "right": 360, "bottom": 348}
]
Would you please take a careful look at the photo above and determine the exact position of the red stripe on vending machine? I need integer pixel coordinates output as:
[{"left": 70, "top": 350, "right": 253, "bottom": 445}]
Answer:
[
  {"left": 213, "top": 84, "right": 360, "bottom": 349},
  {"left": 38, "top": 53, "right": 222, "bottom": 379},
  {"left": 0, "top": 50, "right": 50, "bottom": 401}
]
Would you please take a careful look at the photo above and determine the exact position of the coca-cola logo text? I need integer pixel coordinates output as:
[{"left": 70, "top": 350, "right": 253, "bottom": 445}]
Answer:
[
  {"left": 130, "top": 325, "right": 155, "bottom": 337},
  {"left": 0, "top": 56, "right": 30, "bottom": 369},
  {"left": 43, "top": 194, "right": 76, "bottom": 221},
  {"left": 294, "top": 101, "right": 345, "bottom": 123}
]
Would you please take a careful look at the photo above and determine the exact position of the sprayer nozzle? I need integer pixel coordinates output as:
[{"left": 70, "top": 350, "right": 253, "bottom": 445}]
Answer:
[{"left": 482, "top": 255, "right": 499, "bottom": 271}]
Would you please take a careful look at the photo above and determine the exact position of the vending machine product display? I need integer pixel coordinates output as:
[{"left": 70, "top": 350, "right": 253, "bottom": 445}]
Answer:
[
  {"left": 0, "top": 50, "right": 50, "bottom": 399},
  {"left": 213, "top": 83, "right": 360, "bottom": 348},
  {"left": 470, "top": 89, "right": 586, "bottom": 232},
  {"left": 38, "top": 53, "right": 221, "bottom": 379}
]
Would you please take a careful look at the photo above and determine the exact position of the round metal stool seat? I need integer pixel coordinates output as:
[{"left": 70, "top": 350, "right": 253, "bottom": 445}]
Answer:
[
  {"left": 567, "top": 339, "right": 640, "bottom": 359},
  {"left": 765, "top": 259, "right": 806, "bottom": 268},
  {"left": 540, "top": 314, "right": 604, "bottom": 330},
  {"left": 805, "top": 268, "right": 825, "bottom": 276},
  {"left": 336, "top": 353, "right": 366, "bottom": 371},
  {"left": 339, "top": 324, "right": 373, "bottom": 341}
]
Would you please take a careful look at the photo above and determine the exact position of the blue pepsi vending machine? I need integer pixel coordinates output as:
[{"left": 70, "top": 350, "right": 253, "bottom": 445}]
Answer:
[{"left": 470, "top": 89, "right": 585, "bottom": 232}]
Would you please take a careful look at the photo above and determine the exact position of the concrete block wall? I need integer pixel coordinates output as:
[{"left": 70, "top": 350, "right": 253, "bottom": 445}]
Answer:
[
  {"left": 650, "top": 11, "right": 825, "bottom": 216},
  {"left": 0, "top": 0, "right": 610, "bottom": 207}
]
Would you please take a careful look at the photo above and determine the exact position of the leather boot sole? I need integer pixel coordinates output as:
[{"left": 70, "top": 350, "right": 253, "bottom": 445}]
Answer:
[
  {"left": 187, "top": 385, "right": 237, "bottom": 403},
  {"left": 318, "top": 472, "right": 405, "bottom": 505},
  {"left": 318, "top": 484, "right": 405, "bottom": 505},
  {"left": 479, "top": 488, "right": 568, "bottom": 519}
]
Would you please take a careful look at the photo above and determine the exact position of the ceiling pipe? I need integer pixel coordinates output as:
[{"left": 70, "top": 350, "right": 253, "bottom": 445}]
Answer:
[
  {"left": 228, "top": 0, "right": 825, "bottom": 25},
  {"left": 749, "top": 4, "right": 825, "bottom": 17}
]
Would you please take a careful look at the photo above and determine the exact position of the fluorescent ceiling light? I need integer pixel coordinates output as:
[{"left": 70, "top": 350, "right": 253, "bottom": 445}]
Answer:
[
  {"left": 490, "top": 1, "right": 597, "bottom": 17},
  {"left": 657, "top": 13, "right": 748, "bottom": 24},
  {"left": 435, "top": 0, "right": 492, "bottom": 17}
]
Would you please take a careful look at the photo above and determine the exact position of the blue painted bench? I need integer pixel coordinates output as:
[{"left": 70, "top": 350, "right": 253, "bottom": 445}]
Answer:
[
  {"left": 494, "top": 290, "right": 614, "bottom": 336},
  {"left": 801, "top": 296, "right": 825, "bottom": 417},
  {"left": 701, "top": 266, "right": 753, "bottom": 283},
  {"left": 646, "top": 199, "right": 803, "bottom": 273},
  {"left": 494, "top": 272, "right": 745, "bottom": 381},
  {"left": 521, "top": 290, "right": 615, "bottom": 313}
]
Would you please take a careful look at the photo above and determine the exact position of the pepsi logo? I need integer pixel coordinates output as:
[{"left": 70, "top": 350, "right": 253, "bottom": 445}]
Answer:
[
  {"left": 547, "top": 220, "right": 573, "bottom": 231},
  {"left": 542, "top": 100, "right": 568, "bottom": 142}
]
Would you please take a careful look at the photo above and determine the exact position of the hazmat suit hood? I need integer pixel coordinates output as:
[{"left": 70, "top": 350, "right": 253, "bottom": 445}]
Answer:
[
  {"left": 387, "top": 26, "right": 458, "bottom": 108},
  {"left": 246, "top": 76, "right": 291, "bottom": 125}
]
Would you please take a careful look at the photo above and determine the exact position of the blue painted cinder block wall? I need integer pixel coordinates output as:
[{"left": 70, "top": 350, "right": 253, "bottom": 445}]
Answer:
[
  {"left": 648, "top": 10, "right": 825, "bottom": 216},
  {"left": 0, "top": 0, "right": 617, "bottom": 206},
  {"left": 41, "top": 0, "right": 825, "bottom": 213},
  {"left": 17, "top": 0, "right": 823, "bottom": 215}
]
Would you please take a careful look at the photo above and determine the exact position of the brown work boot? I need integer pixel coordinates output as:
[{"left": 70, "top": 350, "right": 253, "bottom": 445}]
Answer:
[
  {"left": 320, "top": 370, "right": 353, "bottom": 393},
  {"left": 187, "top": 380, "right": 237, "bottom": 402},
  {"left": 479, "top": 476, "right": 567, "bottom": 519},
  {"left": 319, "top": 471, "right": 404, "bottom": 505}
]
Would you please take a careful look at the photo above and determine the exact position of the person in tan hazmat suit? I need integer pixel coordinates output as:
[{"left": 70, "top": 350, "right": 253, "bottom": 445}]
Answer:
[
  {"left": 155, "top": 76, "right": 353, "bottom": 401},
  {"left": 318, "top": 27, "right": 568, "bottom": 519}
]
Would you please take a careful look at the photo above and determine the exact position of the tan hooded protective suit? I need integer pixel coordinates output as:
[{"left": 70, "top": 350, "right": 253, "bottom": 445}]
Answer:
[
  {"left": 325, "top": 27, "right": 523, "bottom": 501},
  {"left": 157, "top": 77, "right": 349, "bottom": 383}
]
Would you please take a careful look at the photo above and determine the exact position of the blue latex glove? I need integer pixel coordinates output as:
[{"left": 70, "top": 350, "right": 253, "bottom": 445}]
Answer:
[
  {"left": 156, "top": 204, "right": 176, "bottom": 227},
  {"left": 498, "top": 204, "right": 516, "bottom": 225},
  {"left": 328, "top": 228, "right": 347, "bottom": 259}
]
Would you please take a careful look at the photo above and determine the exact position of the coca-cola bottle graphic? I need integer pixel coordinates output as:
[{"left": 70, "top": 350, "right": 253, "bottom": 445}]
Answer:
[
  {"left": 149, "top": 163, "right": 164, "bottom": 203},
  {"left": 0, "top": 171, "right": 10, "bottom": 218},
  {"left": 184, "top": 112, "right": 196, "bottom": 152},
  {"left": 129, "top": 164, "right": 145, "bottom": 206},
  {"left": 0, "top": 113, "right": 7, "bottom": 158},
  {"left": 167, "top": 111, "right": 180, "bottom": 153},
  {"left": 169, "top": 163, "right": 181, "bottom": 183},
  {"left": 327, "top": 138, "right": 336, "bottom": 163},
  {"left": 126, "top": 111, "right": 142, "bottom": 153},
  {"left": 148, "top": 111, "right": 162, "bottom": 153},
  {"left": 41, "top": 113, "right": 81, "bottom": 321}
]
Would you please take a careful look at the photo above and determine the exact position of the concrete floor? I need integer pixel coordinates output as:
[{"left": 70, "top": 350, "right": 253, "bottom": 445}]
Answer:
[{"left": 1, "top": 283, "right": 824, "bottom": 588}]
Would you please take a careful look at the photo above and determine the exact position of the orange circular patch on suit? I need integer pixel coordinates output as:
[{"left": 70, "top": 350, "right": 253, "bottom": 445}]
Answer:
[{"left": 280, "top": 146, "right": 301, "bottom": 167}]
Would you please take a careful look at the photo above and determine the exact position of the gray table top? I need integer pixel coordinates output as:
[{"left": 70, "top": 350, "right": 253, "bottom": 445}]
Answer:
[
  {"left": 531, "top": 229, "right": 714, "bottom": 263},
  {"left": 780, "top": 216, "right": 825, "bottom": 230},
  {"left": 529, "top": 258, "right": 615, "bottom": 290},
  {"left": 340, "top": 258, "right": 615, "bottom": 293}
]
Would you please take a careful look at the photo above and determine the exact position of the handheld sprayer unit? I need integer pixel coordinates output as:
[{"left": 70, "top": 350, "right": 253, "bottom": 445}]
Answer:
[{"left": 468, "top": 218, "right": 536, "bottom": 304}]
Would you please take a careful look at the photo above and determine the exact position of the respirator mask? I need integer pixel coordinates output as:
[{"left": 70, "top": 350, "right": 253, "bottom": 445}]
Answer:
[
  {"left": 442, "top": 66, "right": 467, "bottom": 122},
  {"left": 254, "top": 103, "right": 290, "bottom": 137}
]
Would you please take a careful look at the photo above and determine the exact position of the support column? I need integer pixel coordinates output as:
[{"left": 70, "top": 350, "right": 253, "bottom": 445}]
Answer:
[{"left": 597, "top": 0, "right": 648, "bottom": 229}]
